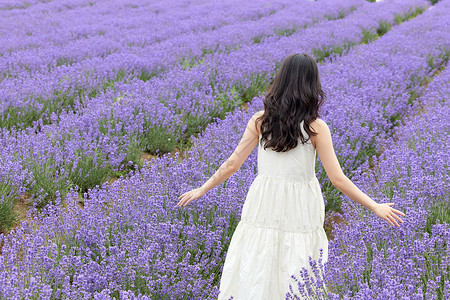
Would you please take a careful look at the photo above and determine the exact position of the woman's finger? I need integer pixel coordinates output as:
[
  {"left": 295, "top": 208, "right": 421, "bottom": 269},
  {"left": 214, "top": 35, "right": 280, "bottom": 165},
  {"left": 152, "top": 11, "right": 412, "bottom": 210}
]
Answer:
[
  {"left": 385, "top": 216, "right": 394, "bottom": 226},
  {"left": 178, "top": 194, "right": 188, "bottom": 205},
  {"left": 177, "top": 189, "right": 202, "bottom": 207},
  {"left": 183, "top": 197, "right": 193, "bottom": 206},
  {"left": 387, "top": 214, "right": 399, "bottom": 227},
  {"left": 179, "top": 198, "right": 188, "bottom": 206},
  {"left": 393, "top": 209, "right": 406, "bottom": 216},
  {"left": 391, "top": 212, "right": 404, "bottom": 223}
]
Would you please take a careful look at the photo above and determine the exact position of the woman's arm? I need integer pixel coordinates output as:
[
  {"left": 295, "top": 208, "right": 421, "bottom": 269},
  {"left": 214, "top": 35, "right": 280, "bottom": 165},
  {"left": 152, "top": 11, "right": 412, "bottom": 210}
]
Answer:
[
  {"left": 310, "top": 118, "right": 405, "bottom": 227},
  {"left": 177, "top": 111, "right": 261, "bottom": 207}
]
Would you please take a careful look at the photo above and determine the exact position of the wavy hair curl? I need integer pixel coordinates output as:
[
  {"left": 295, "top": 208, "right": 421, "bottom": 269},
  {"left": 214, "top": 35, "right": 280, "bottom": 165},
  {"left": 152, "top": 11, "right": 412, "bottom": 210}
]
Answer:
[{"left": 255, "top": 53, "right": 326, "bottom": 152}]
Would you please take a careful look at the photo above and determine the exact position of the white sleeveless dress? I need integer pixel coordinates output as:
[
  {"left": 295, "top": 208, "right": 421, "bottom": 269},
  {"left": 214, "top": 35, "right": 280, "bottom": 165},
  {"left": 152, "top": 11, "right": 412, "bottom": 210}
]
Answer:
[{"left": 217, "top": 124, "right": 329, "bottom": 299}]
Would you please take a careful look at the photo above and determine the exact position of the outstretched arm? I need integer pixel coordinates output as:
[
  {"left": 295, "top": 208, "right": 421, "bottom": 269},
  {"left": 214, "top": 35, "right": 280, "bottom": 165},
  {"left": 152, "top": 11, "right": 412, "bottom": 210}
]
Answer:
[
  {"left": 310, "top": 118, "right": 406, "bottom": 227},
  {"left": 177, "top": 111, "right": 261, "bottom": 207}
]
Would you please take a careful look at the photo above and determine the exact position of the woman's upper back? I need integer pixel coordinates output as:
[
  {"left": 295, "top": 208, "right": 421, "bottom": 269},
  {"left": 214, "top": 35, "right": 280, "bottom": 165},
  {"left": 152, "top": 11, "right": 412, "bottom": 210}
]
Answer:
[{"left": 256, "top": 113, "right": 318, "bottom": 181}]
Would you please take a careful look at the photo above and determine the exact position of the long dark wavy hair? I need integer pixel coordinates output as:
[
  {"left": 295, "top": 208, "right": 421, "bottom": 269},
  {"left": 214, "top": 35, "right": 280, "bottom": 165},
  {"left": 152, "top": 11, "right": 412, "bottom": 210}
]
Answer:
[{"left": 255, "top": 53, "right": 326, "bottom": 152}]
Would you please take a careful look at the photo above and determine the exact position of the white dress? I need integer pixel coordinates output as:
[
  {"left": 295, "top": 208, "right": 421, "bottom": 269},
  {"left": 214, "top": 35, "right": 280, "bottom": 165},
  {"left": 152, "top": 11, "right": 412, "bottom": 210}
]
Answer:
[{"left": 217, "top": 124, "right": 329, "bottom": 299}]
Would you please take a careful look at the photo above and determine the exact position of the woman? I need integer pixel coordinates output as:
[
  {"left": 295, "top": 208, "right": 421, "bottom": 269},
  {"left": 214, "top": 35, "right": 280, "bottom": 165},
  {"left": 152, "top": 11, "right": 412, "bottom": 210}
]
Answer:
[{"left": 177, "top": 53, "right": 405, "bottom": 299}]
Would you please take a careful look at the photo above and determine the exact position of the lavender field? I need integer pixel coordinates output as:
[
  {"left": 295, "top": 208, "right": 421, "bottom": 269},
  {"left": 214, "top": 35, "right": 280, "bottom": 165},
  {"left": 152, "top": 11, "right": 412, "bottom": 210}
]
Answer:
[{"left": 0, "top": 0, "right": 449, "bottom": 299}]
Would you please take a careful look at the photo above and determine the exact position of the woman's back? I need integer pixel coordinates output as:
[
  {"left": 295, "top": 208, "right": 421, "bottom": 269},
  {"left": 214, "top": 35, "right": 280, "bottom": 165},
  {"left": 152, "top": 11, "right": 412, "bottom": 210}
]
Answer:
[
  {"left": 257, "top": 120, "right": 317, "bottom": 181},
  {"left": 240, "top": 119, "right": 325, "bottom": 234}
]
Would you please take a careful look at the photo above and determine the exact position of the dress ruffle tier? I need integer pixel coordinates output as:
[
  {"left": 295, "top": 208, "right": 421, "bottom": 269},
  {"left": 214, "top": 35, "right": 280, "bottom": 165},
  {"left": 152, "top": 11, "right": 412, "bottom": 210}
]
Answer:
[{"left": 218, "top": 175, "right": 328, "bottom": 299}]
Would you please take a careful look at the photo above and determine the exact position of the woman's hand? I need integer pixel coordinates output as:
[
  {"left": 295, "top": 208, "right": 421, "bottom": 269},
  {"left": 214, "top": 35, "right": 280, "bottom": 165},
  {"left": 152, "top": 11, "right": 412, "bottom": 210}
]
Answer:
[
  {"left": 177, "top": 188, "right": 205, "bottom": 207},
  {"left": 372, "top": 203, "right": 405, "bottom": 227}
]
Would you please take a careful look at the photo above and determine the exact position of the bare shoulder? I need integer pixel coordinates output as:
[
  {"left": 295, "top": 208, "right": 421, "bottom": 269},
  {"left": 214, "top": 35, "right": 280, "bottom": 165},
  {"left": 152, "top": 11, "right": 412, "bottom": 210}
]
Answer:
[
  {"left": 310, "top": 118, "right": 329, "bottom": 133},
  {"left": 250, "top": 110, "right": 264, "bottom": 122},
  {"left": 309, "top": 118, "right": 330, "bottom": 148},
  {"left": 250, "top": 110, "right": 264, "bottom": 135}
]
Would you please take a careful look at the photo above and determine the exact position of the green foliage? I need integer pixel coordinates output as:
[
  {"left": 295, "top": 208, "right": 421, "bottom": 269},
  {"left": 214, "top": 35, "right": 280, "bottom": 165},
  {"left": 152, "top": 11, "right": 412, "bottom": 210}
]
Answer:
[
  {"left": 174, "top": 203, "right": 240, "bottom": 289},
  {"left": 25, "top": 146, "right": 114, "bottom": 209},
  {"left": 97, "top": 112, "right": 118, "bottom": 135},
  {"left": 408, "top": 90, "right": 419, "bottom": 105},
  {"left": 274, "top": 27, "right": 296, "bottom": 37},
  {"left": 67, "top": 151, "right": 112, "bottom": 194},
  {"left": 316, "top": 157, "right": 343, "bottom": 213},
  {"left": 419, "top": 249, "right": 450, "bottom": 299},
  {"left": 25, "top": 156, "right": 71, "bottom": 209},
  {"left": 138, "top": 68, "right": 159, "bottom": 82},
  {"left": 427, "top": 48, "right": 450, "bottom": 70},
  {"left": 252, "top": 35, "right": 263, "bottom": 44},
  {"left": 361, "top": 29, "right": 378, "bottom": 44},
  {"left": 104, "top": 68, "right": 126, "bottom": 90},
  {"left": 121, "top": 138, "right": 143, "bottom": 168},
  {"left": 394, "top": 14, "right": 404, "bottom": 25},
  {"left": 208, "top": 86, "right": 241, "bottom": 121},
  {"left": 140, "top": 126, "right": 178, "bottom": 155},
  {"left": 362, "top": 243, "right": 374, "bottom": 286},
  {"left": 0, "top": 105, "right": 38, "bottom": 130},
  {"left": 110, "top": 168, "right": 133, "bottom": 178},
  {"left": 98, "top": 113, "right": 142, "bottom": 165},
  {"left": 56, "top": 57, "right": 74, "bottom": 67},
  {"left": 424, "top": 197, "right": 450, "bottom": 236},
  {"left": 389, "top": 112, "right": 402, "bottom": 127},
  {"left": 404, "top": 6, "right": 426, "bottom": 21},
  {"left": 376, "top": 21, "right": 392, "bottom": 37},
  {"left": 320, "top": 176, "right": 343, "bottom": 213},
  {"left": 181, "top": 113, "right": 213, "bottom": 141},
  {"left": 324, "top": 8, "right": 348, "bottom": 21},
  {"left": 316, "top": 121, "right": 378, "bottom": 214},
  {"left": 0, "top": 88, "right": 82, "bottom": 130},
  {"left": 1, "top": 67, "right": 157, "bottom": 133},
  {"left": 312, "top": 46, "right": 333, "bottom": 62},
  {"left": 175, "top": 79, "right": 253, "bottom": 146},
  {"left": 392, "top": 6, "right": 426, "bottom": 26},
  {"left": 234, "top": 74, "right": 268, "bottom": 103},
  {"left": 312, "top": 41, "right": 355, "bottom": 63},
  {"left": 180, "top": 56, "right": 205, "bottom": 70},
  {"left": 0, "top": 182, "right": 17, "bottom": 233}
]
